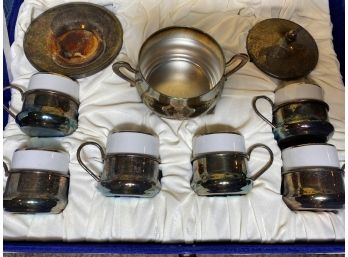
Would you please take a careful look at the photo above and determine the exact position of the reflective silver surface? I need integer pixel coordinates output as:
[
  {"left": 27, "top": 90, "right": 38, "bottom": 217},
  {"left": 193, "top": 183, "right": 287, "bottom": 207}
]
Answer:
[
  {"left": 146, "top": 59, "right": 212, "bottom": 98},
  {"left": 191, "top": 152, "right": 252, "bottom": 196},
  {"left": 191, "top": 143, "right": 273, "bottom": 196},
  {"left": 282, "top": 167, "right": 344, "bottom": 211},
  {"left": 16, "top": 89, "right": 79, "bottom": 137},
  {"left": 252, "top": 96, "right": 334, "bottom": 149},
  {"left": 77, "top": 142, "right": 161, "bottom": 197},
  {"left": 99, "top": 154, "right": 161, "bottom": 197},
  {"left": 3, "top": 170, "right": 69, "bottom": 214},
  {"left": 139, "top": 27, "right": 224, "bottom": 98},
  {"left": 113, "top": 27, "right": 249, "bottom": 119},
  {"left": 3, "top": 85, "right": 79, "bottom": 137}
]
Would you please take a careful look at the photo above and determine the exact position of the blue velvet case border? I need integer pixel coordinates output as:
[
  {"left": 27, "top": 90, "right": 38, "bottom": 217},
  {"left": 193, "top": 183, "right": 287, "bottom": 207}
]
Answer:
[
  {"left": 3, "top": 241, "right": 345, "bottom": 254},
  {"left": 3, "top": 0, "right": 345, "bottom": 254}
]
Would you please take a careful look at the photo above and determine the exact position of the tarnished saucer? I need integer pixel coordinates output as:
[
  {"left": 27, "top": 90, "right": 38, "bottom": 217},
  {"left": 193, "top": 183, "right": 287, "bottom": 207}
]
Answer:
[
  {"left": 246, "top": 18, "right": 318, "bottom": 80},
  {"left": 24, "top": 3, "right": 123, "bottom": 78}
]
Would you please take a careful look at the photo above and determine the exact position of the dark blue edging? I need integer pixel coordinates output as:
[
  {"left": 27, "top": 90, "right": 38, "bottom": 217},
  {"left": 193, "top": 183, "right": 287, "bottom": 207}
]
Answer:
[
  {"left": 3, "top": 242, "right": 345, "bottom": 254},
  {"left": 2, "top": 0, "right": 346, "bottom": 254},
  {"left": 5, "top": 0, "right": 23, "bottom": 44},
  {"left": 3, "top": 0, "right": 23, "bottom": 128},
  {"left": 3, "top": 53, "right": 10, "bottom": 128},
  {"left": 328, "top": 0, "right": 345, "bottom": 83}
]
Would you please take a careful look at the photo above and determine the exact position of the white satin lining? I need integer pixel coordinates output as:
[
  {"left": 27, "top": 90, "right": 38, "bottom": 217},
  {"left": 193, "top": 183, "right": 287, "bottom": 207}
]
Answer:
[{"left": 3, "top": 0, "right": 345, "bottom": 242}]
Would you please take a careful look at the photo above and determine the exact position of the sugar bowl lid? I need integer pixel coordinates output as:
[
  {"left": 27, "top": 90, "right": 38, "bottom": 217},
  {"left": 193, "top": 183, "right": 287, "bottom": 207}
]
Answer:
[
  {"left": 11, "top": 149, "right": 70, "bottom": 175},
  {"left": 193, "top": 132, "right": 246, "bottom": 157},
  {"left": 246, "top": 18, "right": 318, "bottom": 80},
  {"left": 106, "top": 131, "right": 160, "bottom": 158},
  {"left": 274, "top": 82, "right": 323, "bottom": 105}
]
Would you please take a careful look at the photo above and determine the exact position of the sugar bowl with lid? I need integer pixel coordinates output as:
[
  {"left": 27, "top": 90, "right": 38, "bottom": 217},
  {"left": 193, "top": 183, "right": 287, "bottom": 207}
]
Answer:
[
  {"left": 77, "top": 130, "right": 161, "bottom": 197},
  {"left": 252, "top": 82, "right": 334, "bottom": 149},
  {"left": 281, "top": 143, "right": 345, "bottom": 211},
  {"left": 3, "top": 72, "right": 79, "bottom": 137},
  {"left": 3, "top": 148, "right": 70, "bottom": 214},
  {"left": 191, "top": 132, "right": 273, "bottom": 196}
]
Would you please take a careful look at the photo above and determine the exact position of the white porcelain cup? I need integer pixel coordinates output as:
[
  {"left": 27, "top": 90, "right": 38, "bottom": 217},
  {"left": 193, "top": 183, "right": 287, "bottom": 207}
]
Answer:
[
  {"left": 106, "top": 131, "right": 159, "bottom": 158},
  {"left": 274, "top": 82, "right": 323, "bottom": 106},
  {"left": 10, "top": 149, "right": 70, "bottom": 175},
  {"left": 28, "top": 72, "right": 79, "bottom": 101},
  {"left": 193, "top": 132, "right": 246, "bottom": 157},
  {"left": 282, "top": 143, "right": 340, "bottom": 170}
]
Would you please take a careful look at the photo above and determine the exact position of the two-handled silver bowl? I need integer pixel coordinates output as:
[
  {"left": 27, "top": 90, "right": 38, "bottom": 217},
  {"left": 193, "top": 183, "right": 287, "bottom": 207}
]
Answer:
[{"left": 113, "top": 27, "right": 249, "bottom": 119}]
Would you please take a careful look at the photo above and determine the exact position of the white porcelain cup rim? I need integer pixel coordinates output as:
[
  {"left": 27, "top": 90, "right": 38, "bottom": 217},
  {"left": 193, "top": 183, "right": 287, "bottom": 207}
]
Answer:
[
  {"left": 193, "top": 132, "right": 246, "bottom": 157},
  {"left": 106, "top": 131, "right": 160, "bottom": 158},
  {"left": 27, "top": 72, "right": 79, "bottom": 101},
  {"left": 274, "top": 82, "right": 324, "bottom": 106},
  {"left": 282, "top": 143, "right": 340, "bottom": 169},
  {"left": 10, "top": 149, "right": 70, "bottom": 175}
]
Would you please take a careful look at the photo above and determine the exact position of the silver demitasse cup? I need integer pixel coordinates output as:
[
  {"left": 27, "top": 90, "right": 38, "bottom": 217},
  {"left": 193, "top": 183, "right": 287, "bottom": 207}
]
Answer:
[
  {"left": 191, "top": 132, "right": 274, "bottom": 196},
  {"left": 77, "top": 131, "right": 161, "bottom": 197},
  {"left": 281, "top": 143, "right": 345, "bottom": 211},
  {"left": 252, "top": 82, "right": 334, "bottom": 149},
  {"left": 3, "top": 148, "right": 70, "bottom": 214},
  {"left": 3, "top": 73, "right": 79, "bottom": 137}
]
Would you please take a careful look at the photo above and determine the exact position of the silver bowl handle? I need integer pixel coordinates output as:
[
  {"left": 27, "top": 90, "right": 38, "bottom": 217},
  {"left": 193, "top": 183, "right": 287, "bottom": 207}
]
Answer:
[
  {"left": 112, "top": 61, "right": 137, "bottom": 87},
  {"left": 224, "top": 53, "right": 249, "bottom": 78}
]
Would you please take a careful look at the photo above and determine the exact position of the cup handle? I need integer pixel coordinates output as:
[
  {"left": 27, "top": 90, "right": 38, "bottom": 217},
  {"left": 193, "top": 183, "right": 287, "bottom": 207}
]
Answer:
[
  {"left": 3, "top": 84, "right": 25, "bottom": 119},
  {"left": 247, "top": 143, "right": 274, "bottom": 181},
  {"left": 3, "top": 162, "right": 9, "bottom": 176},
  {"left": 77, "top": 142, "right": 105, "bottom": 182},
  {"left": 252, "top": 95, "right": 275, "bottom": 129},
  {"left": 224, "top": 53, "right": 249, "bottom": 78},
  {"left": 112, "top": 61, "right": 137, "bottom": 87}
]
